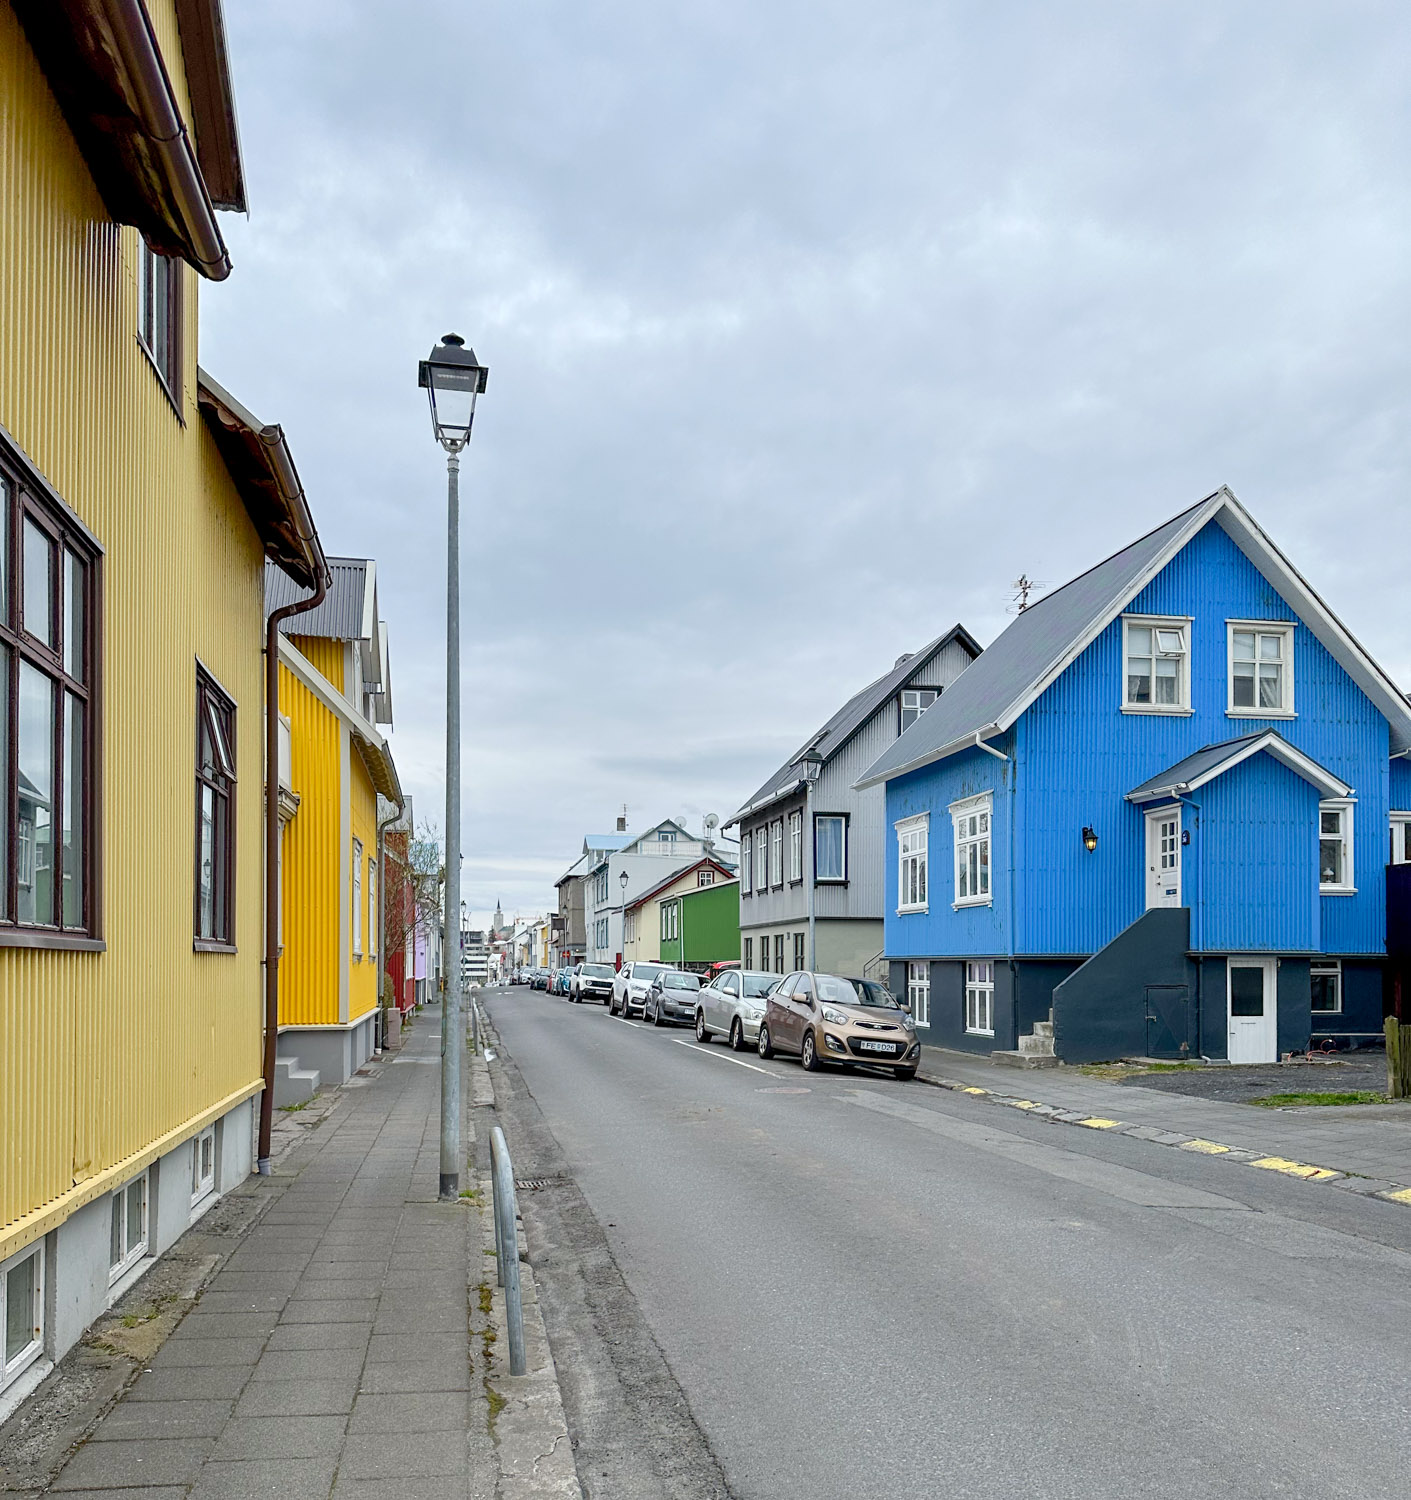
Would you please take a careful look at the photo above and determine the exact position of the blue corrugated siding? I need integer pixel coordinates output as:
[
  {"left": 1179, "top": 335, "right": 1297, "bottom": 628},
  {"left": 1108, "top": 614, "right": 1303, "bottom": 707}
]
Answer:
[
  {"left": 884, "top": 744, "right": 1013, "bottom": 958},
  {"left": 1196, "top": 755, "right": 1320, "bottom": 952},
  {"left": 887, "top": 519, "right": 1390, "bottom": 962},
  {"left": 1390, "top": 757, "right": 1411, "bottom": 810}
]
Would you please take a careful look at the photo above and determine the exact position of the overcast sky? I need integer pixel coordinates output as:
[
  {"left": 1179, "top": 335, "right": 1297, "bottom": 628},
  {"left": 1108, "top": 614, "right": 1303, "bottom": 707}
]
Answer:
[{"left": 203, "top": 1, "right": 1411, "bottom": 927}]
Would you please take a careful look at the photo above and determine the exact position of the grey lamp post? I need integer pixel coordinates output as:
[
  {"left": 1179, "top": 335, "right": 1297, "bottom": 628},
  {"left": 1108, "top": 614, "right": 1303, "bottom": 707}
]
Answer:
[
  {"left": 618, "top": 868, "right": 629, "bottom": 964},
  {"left": 796, "top": 747, "right": 825, "bottom": 970},
  {"left": 419, "top": 332, "right": 488, "bottom": 1200}
]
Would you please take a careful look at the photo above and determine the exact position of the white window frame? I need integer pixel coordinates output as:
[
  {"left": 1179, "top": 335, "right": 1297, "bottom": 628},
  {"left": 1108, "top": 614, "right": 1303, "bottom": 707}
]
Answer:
[
  {"left": 907, "top": 961, "right": 930, "bottom": 1026},
  {"left": 698, "top": 867, "right": 714, "bottom": 887},
  {"left": 753, "top": 829, "right": 768, "bottom": 891},
  {"left": 623, "top": 909, "right": 636, "bottom": 944},
  {"left": 1319, "top": 799, "right": 1355, "bottom": 894},
  {"left": 787, "top": 810, "right": 803, "bottom": 882},
  {"left": 191, "top": 1126, "right": 216, "bottom": 1204},
  {"left": 770, "top": 819, "right": 784, "bottom": 889},
  {"left": 1, "top": 1242, "right": 45, "bottom": 1392},
  {"left": 109, "top": 1171, "right": 149, "bottom": 1283},
  {"left": 1227, "top": 620, "right": 1295, "bottom": 718},
  {"left": 1121, "top": 615, "right": 1192, "bottom": 714},
  {"left": 896, "top": 814, "right": 929, "bottom": 913},
  {"left": 900, "top": 688, "right": 937, "bottom": 732},
  {"left": 965, "top": 960, "right": 994, "bottom": 1036},
  {"left": 741, "top": 834, "right": 752, "bottom": 895},
  {"left": 1390, "top": 813, "right": 1411, "bottom": 866},
  {"left": 1310, "top": 959, "right": 1343, "bottom": 1016},
  {"left": 352, "top": 837, "right": 364, "bottom": 956},
  {"left": 367, "top": 856, "right": 377, "bottom": 962},
  {"left": 814, "top": 814, "right": 848, "bottom": 883},
  {"left": 950, "top": 793, "right": 993, "bottom": 908}
]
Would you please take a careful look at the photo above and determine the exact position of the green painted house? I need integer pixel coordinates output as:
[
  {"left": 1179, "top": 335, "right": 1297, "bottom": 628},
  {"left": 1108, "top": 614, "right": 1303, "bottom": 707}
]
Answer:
[{"left": 659, "top": 877, "right": 740, "bottom": 970}]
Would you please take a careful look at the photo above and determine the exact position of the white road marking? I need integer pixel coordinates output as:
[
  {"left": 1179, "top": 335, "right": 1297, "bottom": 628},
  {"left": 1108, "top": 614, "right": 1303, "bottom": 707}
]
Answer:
[
  {"left": 615, "top": 1017, "right": 642, "bottom": 1029},
  {"left": 674, "top": 1039, "right": 778, "bottom": 1076}
]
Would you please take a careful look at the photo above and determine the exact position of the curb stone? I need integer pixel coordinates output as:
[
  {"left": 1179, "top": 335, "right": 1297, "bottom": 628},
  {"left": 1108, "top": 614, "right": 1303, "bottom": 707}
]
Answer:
[{"left": 917, "top": 1069, "right": 1411, "bottom": 1207}]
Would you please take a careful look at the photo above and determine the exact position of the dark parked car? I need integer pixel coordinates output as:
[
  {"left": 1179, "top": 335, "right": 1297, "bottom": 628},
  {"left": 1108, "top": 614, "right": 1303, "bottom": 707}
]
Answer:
[{"left": 643, "top": 970, "right": 702, "bottom": 1028}]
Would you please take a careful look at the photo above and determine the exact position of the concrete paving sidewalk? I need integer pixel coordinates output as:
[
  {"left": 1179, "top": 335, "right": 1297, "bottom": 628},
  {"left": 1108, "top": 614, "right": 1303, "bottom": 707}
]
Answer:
[
  {"left": 919, "top": 1045, "right": 1411, "bottom": 1184},
  {"left": 37, "top": 1011, "right": 496, "bottom": 1500}
]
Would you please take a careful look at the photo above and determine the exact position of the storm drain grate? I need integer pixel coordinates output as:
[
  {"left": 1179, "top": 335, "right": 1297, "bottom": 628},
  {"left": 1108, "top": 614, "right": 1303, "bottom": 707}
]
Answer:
[{"left": 514, "top": 1177, "right": 565, "bottom": 1191}]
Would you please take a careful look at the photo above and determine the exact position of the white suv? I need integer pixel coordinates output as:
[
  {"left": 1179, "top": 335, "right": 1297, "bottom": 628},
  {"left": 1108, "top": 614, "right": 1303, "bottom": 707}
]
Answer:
[{"left": 610, "top": 961, "right": 670, "bottom": 1018}]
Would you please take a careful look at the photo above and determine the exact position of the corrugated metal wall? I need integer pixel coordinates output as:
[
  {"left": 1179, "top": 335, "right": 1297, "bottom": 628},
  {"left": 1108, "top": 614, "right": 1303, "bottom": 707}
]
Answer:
[
  {"left": 1, "top": 4, "right": 265, "bottom": 1246},
  {"left": 289, "top": 633, "right": 344, "bottom": 693},
  {"left": 278, "top": 663, "right": 342, "bottom": 1027}
]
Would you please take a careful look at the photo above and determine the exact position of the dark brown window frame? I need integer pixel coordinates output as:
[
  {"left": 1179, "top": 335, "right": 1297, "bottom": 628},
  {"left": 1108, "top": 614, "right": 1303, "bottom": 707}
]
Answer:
[
  {"left": 0, "top": 426, "right": 103, "bottom": 951},
  {"left": 137, "top": 239, "right": 184, "bottom": 418},
  {"left": 193, "top": 664, "right": 236, "bottom": 952}
]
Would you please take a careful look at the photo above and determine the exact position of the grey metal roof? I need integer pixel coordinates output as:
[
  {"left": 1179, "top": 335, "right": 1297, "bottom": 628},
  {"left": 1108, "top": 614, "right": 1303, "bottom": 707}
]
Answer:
[
  {"left": 855, "top": 495, "right": 1222, "bottom": 788},
  {"left": 729, "top": 624, "right": 982, "bottom": 824},
  {"left": 1126, "top": 730, "right": 1351, "bottom": 802},
  {"left": 583, "top": 833, "right": 631, "bottom": 854},
  {"left": 265, "top": 557, "right": 373, "bottom": 640}
]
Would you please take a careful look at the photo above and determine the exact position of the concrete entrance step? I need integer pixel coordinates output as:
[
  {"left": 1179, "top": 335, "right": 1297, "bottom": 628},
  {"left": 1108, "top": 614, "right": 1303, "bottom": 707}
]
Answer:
[
  {"left": 273, "top": 1055, "right": 320, "bottom": 1106},
  {"left": 991, "top": 1049, "right": 1061, "bottom": 1070}
]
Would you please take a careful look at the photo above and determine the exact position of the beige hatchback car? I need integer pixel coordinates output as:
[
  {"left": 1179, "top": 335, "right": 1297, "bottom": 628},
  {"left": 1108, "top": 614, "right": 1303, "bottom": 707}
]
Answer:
[{"left": 758, "top": 971, "right": 919, "bottom": 1078}]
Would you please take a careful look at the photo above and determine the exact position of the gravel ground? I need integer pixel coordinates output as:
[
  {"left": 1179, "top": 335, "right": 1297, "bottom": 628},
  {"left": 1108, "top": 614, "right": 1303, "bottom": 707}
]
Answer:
[{"left": 1117, "top": 1053, "right": 1390, "bottom": 1104}]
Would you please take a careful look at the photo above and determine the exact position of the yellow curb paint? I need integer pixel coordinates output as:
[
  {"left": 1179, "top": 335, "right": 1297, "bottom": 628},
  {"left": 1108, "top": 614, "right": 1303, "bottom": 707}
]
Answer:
[
  {"left": 1008, "top": 1100, "right": 1037, "bottom": 1109},
  {"left": 1181, "top": 1139, "right": 1231, "bottom": 1155},
  {"left": 1379, "top": 1186, "right": 1411, "bottom": 1205},
  {"left": 1077, "top": 1117, "right": 1121, "bottom": 1129},
  {"left": 1251, "top": 1156, "right": 1339, "bottom": 1181},
  {"left": 962, "top": 1087, "right": 988, "bottom": 1096}
]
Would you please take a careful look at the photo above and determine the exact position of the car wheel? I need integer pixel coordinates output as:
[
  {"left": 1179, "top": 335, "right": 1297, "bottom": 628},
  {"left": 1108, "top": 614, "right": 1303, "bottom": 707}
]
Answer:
[
  {"left": 895, "top": 1067, "right": 917, "bottom": 1082},
  {"left": 730, "top": 1019, "right": 745, "bottom": 1052},
  {"left": 695, "top": 1010, "right": 710, "bottom": 1044},
  {"left": 653, "top": 1000, "right": 666, "bottom": 1027},
  {"left": 758, "top": 1024, "right": 774, "bottom": 1059},
  {"left": 801, "top": 1031, "right": 820, "bottom": 1072},
  {"left": 610, "top": 993, "right": 619, "bottom": 1016}
]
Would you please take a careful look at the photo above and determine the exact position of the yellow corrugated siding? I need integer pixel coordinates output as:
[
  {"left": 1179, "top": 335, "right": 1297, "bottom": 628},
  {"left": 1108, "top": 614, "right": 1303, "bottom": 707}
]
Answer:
[
  {"left": 0, "top": 6, "right": 265, "bottom": 1242},
  {"left": 278, "top": 663, "right": 342, "bottom": 1027},
  {"left": 349, "top": 753, "right": 378, "bottom": 1019},
  {"left": 289, "top": 634, "right": 344, "bottom": 693}
]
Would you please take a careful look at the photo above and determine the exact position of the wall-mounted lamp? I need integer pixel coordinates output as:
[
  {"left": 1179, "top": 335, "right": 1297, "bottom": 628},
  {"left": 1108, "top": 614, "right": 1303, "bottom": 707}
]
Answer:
[{"left": 1081, "top": 826, "right": 1098, "bottom": 853}]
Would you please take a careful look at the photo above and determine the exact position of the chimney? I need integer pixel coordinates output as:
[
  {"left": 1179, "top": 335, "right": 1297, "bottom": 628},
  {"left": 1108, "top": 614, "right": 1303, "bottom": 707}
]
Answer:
[{"left": 616, "top": 814, "right": 627, "bottom": 832}]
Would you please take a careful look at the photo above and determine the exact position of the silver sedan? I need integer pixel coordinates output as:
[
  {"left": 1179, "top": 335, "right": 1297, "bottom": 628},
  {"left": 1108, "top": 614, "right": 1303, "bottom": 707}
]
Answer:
[{"left": 694, "top": 970, "right": 780, "bottom": 1051}]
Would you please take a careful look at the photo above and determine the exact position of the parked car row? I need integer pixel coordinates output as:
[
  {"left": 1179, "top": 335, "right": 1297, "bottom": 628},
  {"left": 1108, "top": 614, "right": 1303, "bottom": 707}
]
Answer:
[{"left": 548, "top": 959, "right": 920, "bottom": 1079}]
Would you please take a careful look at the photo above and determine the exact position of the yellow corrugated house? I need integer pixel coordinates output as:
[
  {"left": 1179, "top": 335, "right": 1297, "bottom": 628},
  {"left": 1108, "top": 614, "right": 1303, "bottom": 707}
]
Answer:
[
  {"left": 268, "top": 560, "right": 401, "bottom": 1099},
  {"left": 0, "top": 0, "right": 327, "bottom": 1410}
]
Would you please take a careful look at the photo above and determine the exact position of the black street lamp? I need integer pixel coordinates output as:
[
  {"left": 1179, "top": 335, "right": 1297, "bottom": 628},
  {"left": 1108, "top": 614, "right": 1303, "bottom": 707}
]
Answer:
[{"left": 418, "top": 334, "right": 489, "bottom": 452}]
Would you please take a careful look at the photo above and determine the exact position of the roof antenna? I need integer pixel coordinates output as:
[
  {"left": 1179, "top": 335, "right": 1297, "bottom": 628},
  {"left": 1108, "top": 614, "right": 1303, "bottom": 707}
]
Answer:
[{"left": 1007, "top": 574, "right": 1046, "bottom": 614}]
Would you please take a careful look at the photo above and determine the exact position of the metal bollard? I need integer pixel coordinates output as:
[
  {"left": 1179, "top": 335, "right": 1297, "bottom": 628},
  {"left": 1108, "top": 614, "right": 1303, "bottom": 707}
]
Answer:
[{"left": 489, "top": 1125, "right": 527, "bottom": 1376}]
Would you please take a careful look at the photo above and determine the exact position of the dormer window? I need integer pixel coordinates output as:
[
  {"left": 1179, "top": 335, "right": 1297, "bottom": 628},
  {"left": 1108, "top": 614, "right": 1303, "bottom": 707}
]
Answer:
[
  {"left": 1123, "top": 616, "right": 1190, "bottom": 713},
  {"left": 900, "top": 689, "right": 937, "bottom": 732}
]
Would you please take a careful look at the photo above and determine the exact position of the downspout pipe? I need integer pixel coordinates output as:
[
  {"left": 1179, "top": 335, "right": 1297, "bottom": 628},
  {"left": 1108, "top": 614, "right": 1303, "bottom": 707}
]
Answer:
[
  {"left": 376, "top": 796, "right": 405, "bottom": 1049},
  {"left": 256, "top": 429, "right": 328, "bottom": 1175}
]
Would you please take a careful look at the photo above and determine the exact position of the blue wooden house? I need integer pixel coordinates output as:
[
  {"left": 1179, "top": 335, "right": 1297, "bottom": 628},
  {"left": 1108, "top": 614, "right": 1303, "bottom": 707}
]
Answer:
[{"left": 857, "top": 488, "right": 1411, "bottom": 1065}]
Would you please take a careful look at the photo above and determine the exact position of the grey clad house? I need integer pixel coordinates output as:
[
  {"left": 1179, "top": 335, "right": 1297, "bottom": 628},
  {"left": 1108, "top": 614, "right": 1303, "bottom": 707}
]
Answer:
[{"left": 727, "top": 627, "right": 980, "bottom": 979}]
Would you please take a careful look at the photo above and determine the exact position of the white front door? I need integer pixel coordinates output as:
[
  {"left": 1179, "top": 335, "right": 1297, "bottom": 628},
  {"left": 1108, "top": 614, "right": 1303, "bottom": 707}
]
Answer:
[
  {"left": 1227, "top": 958, "right": 1277, "bottom": 1063},
  {"left": 1145, "top": 808, "right": 1182, "bottom": 909}
]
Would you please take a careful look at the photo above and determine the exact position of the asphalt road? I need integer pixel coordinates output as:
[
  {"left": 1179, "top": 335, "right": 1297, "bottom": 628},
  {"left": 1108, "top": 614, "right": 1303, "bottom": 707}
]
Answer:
[{"left": 482, "top": 986, "right": 1411, "bottom": 1500}]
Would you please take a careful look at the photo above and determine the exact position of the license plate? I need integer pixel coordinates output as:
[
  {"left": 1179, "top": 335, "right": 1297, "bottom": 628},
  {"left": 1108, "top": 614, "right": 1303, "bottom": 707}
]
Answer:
[{"left": 858, "top": 1040, "right": 896, "bottom": 1054}]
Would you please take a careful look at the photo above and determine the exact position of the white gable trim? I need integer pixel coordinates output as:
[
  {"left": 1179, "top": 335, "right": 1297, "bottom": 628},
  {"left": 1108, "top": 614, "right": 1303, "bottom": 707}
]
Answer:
[{"left": 1124, "top": 730, "right": 1353, "bottom": 804}]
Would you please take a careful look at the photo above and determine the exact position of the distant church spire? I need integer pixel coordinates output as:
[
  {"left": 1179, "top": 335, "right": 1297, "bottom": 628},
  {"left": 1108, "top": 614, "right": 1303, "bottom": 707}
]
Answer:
[{"left": 493, "top": 897, "right": 504, "bottom": 932}]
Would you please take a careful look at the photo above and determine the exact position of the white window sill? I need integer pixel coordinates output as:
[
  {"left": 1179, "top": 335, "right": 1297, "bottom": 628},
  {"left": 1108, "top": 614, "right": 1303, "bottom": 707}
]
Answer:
[
  {"left": 965, "top": 1029, "right": 995, "bottom": 1038},
  {"left": 1226, "top": 708, "right": 1296, "bottom": 719},
  {"left": 897, "top": 905, "right": 928, "bottom": 916},
  {"left": 1320, "top": 886, "right": 1357, "bottom": 896},
  {"left": 1121, "top": 704, "right": 1193, "bottom": 716},
  {"left": 1311, "top": 1011, "right": 1344, "bottom": 1018},
  {"left": 953, "top": 898, "right": 993, "bottom": 910},
  {"left": 0, "top": 1355, "right": 53, "bottom": 1424},
  {"left": 106, "top": 1253, "right": 156, "bottom": 1307}
]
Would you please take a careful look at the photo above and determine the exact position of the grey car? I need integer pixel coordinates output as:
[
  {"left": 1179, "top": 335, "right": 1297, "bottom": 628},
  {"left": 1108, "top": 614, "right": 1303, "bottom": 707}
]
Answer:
[
  {"left": 695, "top": 969, "right": 779, "bottom": 1050},
  {"left": 643, "top": 970, "right": 701, "bottom": 1027}
]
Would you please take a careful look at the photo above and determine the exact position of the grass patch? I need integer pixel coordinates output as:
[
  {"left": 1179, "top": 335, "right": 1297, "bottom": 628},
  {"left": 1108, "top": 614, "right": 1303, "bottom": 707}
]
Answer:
[
  {"left": 1144, "top": 1062, "right": 1202, "bottom": 1072},
  {"left": 484, "top": 1378, "right": 507, "bottom": 1428},
  {"left": 477, "top": 1282, "right": 493, "bottom": 1315},
  {"left": 279, "top": 1099, "right": 311, "bottom": 1113},
  {"left": 459, "top": 1187, "right": 478, "bottom": 1200},
  {"left": 1250, "top": 1090, "right": 1389, "bottom": 1108}
]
